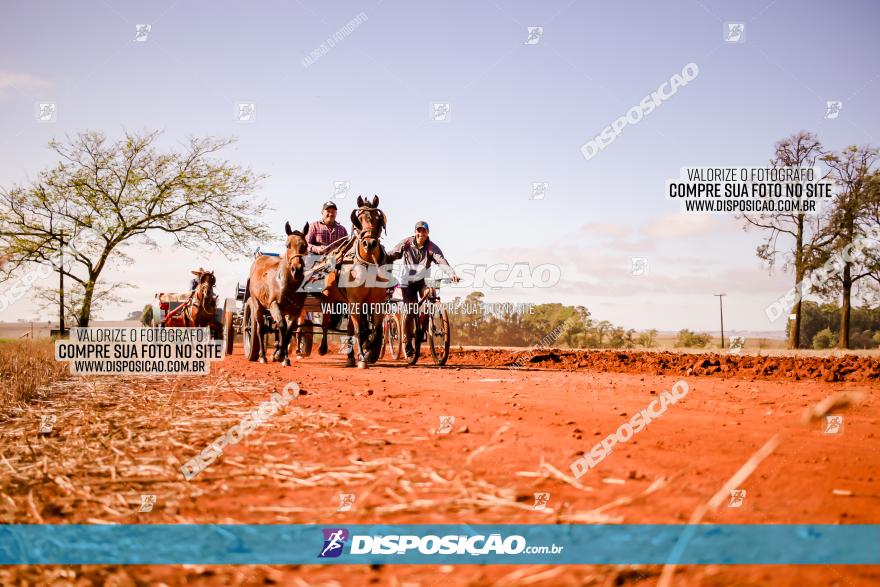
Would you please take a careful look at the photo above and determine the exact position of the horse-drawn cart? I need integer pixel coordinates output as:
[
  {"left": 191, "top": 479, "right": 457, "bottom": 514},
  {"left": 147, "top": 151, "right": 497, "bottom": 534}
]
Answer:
[
  {"left": 224, "top": 278, "right": 297, "bottom": 361},
  {"left": 221, "top": 284, "right": 246, "bottom": 355},
  {"left": 224, "top": 248, "right": 353, "bottom": 361},
  {"left": 146, "top": 291, "right": 224, "bottom": 339}
]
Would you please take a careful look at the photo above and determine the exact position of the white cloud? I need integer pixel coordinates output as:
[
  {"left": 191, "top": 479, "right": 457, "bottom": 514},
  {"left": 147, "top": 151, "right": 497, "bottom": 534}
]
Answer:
[
  {"left": 0, "top": 72, "right": 50, "bottom": 96},
  {"left": 640, "top": 213, "right": 726, "bottom": 239},
  {"left": 579, "top": 222, "right": 631, "bottom": 238}
]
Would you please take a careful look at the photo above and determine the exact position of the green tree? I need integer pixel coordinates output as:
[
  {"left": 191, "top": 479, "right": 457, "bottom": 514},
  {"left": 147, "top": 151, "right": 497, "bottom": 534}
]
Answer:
[
  {"left": 815, "top": 146, "right": 880, "bottom": 348},
  {"left": 636, "top": 329, "right": 658, "bottom": 348},
  {"left": 676, "top": 329, "right": 710, "bottom": 348},
  {"left": 743, "top": 132, "right": 831, "bottom": 349},
  {"left": 812, "top": 328, "right": 837, "bottom": 349}
]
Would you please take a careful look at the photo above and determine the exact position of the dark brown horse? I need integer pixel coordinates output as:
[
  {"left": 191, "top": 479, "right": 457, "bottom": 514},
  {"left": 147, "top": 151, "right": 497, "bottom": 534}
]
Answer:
[
  {"left": 246, "top": 222, "right": 309, "bottom": 366},
  {"left": 165, "top": 270, "right": 219, "bottom": 336},
  {"left": 324, "top": 195, "right": 389, "bottom": 368}
]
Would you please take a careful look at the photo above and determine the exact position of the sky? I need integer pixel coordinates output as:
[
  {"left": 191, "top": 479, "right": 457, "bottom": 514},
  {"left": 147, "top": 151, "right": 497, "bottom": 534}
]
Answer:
[{"left": 1, "top": 0, "right": 879, "bottom": 332}]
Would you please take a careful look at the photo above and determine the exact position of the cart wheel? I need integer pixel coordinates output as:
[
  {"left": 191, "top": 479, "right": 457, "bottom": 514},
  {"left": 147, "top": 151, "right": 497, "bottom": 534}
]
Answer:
[
  {"left": 243, "top": 300, "right": 261, "bottom": 362},
  {"left": 297, "top": 320, "right": 314, "bottom": 357},
  {"left": 429, "top": 306, "right": 451, "bottom": 366},
  {"left": 223, "top": 310, "right": 235, "bottom": 355},
  {"left": 387, "top": 314, "right": 402, "bottom": 360}
]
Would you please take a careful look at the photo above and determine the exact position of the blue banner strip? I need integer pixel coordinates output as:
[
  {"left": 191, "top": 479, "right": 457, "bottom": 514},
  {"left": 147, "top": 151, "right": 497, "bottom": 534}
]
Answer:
[{"left": 1, "top": 524, "right": 877, "bottom": 565}]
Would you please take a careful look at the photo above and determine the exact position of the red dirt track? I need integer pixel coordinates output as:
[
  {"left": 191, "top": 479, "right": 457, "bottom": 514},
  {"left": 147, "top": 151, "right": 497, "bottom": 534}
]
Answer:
[{"left": 2, "top": 345, "right": 879, "bottom": 586}]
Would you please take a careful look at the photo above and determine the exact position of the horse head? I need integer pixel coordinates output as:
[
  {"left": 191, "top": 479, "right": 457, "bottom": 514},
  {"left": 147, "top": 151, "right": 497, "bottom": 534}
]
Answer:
[
  {"left": 191, "top": 269, "right": 217, "bottom": 313},
  {"left": 284, "top": 221, "right": 310, "bottom": 278},
  {"left": 350, "top": 195, "right": 386, "bottom": 254}
]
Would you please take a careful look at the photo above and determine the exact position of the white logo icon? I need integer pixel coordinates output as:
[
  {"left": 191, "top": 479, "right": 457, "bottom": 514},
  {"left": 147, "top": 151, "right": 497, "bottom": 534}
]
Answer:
[
  {"left": 724, "top": 22, "right": 745, "bottom": 43},
  {"left": 139, "top": 494, "right": 157, "bottom": 512},
  {"left": 39, "top": 414, "right": 56, "bottom": 434},
  {"left": 525, "top": 27, "right": 544, "bottom": 45},
  {"left": 824, "top": 101, "right": 843, "bottom": 119},
  {"left": 824, "top": 415, "right": 843, "bottom": 435},
  {"left": 728, "top": 489, "right": 746, "bottom": 508},
  {"left": 36, "top": 103, "right": 57, "bottom": 123},
  {"left": 236, "top": 103, "right": 256, "bottom": 123},
  {"left": 337, "top": 493, "right": 356, "bottom": 512},
  {"left": 431, "top": 102, "right": 450, "bottom": 122},
  {"left": 729, "top": 336, "right": 745, "bottom": 355},
  {"left": 530, "top": 182, "right": 549, "bottom": 201},
  {"left": 532, "top": 492, "right": 550, "bottom": 510},
  {"left": 437, "top": 415, "right": 455, "bottom": 434},
  {"left": 631, "top": 257, "right": 648, "bottom": 276},
  {"left": 339, "top": 335, "right": 355, "bottom": 355},
  {"left": 333, "top": 181, "right": 351, "bottom": 199},
  {"left": 134, "top": 24, "right": 151, "bottom": 42}
]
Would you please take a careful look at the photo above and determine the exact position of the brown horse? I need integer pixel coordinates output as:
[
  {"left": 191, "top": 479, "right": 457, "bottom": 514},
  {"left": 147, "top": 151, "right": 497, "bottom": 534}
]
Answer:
[
  {"left": 165, "top": 270, "right": 219, "bottom": 336},
  {"left": 324, "top": 195, "right": 389, "bottom": 368},
  {"left": 246, "top": 222, "right": 309, "bottom": 366}
]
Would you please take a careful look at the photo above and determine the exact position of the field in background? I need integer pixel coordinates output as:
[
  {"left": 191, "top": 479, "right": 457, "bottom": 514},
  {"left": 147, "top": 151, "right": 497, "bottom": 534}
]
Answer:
[
  {"left": 0, "top": 321, "right": 136, "bottom": 341},
  {"left": 646, "top": 333, "right": 788, "bottom": 351},
  {"left": 0, "top": 340, "right": 67, "bottom": 415}
]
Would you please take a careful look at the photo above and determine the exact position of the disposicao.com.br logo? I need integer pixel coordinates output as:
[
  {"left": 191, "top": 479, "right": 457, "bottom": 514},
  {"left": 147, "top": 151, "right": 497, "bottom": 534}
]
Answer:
[
  {"left": 317, "top": 528, "right": 563, "bottom": 558},
  {"left": 319, "top": 528, "right": 350, "bottom": 558}
]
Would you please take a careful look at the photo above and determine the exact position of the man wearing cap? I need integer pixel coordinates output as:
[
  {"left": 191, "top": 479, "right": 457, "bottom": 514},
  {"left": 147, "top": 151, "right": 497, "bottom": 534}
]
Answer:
[
  {"left": 307, "top": 201, "right": 348, "bottom": 255},
  {"left": 298, "top": 201, "right": 349, "bottom": 357},
  {"left": 386, "top": 221, "right": 460, "bottom": 359}
]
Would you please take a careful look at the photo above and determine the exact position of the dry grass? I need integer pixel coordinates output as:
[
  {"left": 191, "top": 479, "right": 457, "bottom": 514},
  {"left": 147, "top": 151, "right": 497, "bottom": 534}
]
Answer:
[{"left": 0, "top": 340, "right": 67, "bottom": 417}]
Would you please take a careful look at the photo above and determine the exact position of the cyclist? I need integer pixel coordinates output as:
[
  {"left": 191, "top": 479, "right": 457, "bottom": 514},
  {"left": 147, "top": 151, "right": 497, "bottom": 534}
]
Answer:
[{"left": 386, "top": 221, "right": 459, "bottom": 358}]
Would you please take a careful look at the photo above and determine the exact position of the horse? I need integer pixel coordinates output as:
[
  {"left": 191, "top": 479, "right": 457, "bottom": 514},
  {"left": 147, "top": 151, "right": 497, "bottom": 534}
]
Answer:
[
  {"left": 245, "top": 221, "right": 309, "bottom": 366},
  {"left": 164, "top": 269, "right": 220, "bottom": 336},
  {"left": 323, "top": 195, "right": 389, "bottom": 368}
]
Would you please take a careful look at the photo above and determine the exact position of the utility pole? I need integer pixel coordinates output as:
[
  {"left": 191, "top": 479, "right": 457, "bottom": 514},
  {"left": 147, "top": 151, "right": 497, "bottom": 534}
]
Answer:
[
  {"left": 714, "top": 293, "right": 726, "bottom": 349},
  {"left": 58, "top": 230, "right": 65, "bottom": 336}
]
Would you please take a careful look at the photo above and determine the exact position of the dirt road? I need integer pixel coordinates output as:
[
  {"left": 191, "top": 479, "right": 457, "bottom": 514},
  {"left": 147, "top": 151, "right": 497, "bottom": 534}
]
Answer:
[{"left": 2, "top": 346, "right": 878, "bottom": 586}]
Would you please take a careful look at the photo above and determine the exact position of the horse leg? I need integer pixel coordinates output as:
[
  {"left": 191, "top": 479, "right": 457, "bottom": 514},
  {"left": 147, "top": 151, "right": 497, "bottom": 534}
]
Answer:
[
  {"left": 280, "top": 318, "right": 298, "bottom": 367},
  {"left": 356, "top": 311, "right": 370, "bottom": 369},
  {"left": 256, "top": 307, "right": 268, "bottom": 364},
  {"left": 368, "top": 311, "right": 384, "bottom": 360},
  {"left": 345, "top": 313, "right": 356, "bottom": 367},
  {"left": 295, "top": 315, "right": 305, "bottom": 359},
  {"left": 268, "top": 302, "right": 290, "bottom": 365},
  {"left": 319, "top": 313, "right": 330, "bottom": 356}
]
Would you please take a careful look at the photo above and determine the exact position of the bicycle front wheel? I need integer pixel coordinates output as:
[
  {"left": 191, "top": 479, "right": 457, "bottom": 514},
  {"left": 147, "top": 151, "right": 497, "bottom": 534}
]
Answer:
[{"left": 429, "top": 306, "right": 451, "bottom": 366}]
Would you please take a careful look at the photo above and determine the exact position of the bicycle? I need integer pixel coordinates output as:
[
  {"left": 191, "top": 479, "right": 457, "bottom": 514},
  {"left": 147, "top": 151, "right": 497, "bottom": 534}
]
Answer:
[
  {"left": 382, "top": 289, "right": 403, "bottom": 360},
  {"left": 404, "top": 277, "right": 452, "bottom": 366}
]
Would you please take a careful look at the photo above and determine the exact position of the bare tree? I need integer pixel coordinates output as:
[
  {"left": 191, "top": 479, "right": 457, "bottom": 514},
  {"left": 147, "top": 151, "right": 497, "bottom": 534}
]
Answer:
[
  {"left": 865, "top": 171, "right": 880, "bottom": 296},
  {"left": 742, "top": 131, "right": 831, "bottom": 348},
  {"left": 0, "top": 130, "right": 272, "bottom": 326}
]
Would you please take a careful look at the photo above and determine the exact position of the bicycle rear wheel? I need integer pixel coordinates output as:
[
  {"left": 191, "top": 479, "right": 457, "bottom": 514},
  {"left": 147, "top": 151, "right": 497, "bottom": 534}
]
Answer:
[{"left": 387, "top": 314, "right": 402, "bottom": 360}]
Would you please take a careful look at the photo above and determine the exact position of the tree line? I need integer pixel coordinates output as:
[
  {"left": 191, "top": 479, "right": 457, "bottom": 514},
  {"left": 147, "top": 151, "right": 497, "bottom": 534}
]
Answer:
[
  {"left": 744, "top": 132, "right": 880, "bottom": 349},
  {"left": 787, "top": 300, "right": 880, "bottom": 349},
  {"left": 451, "top": 292, "right": 649, "bottom": 349},
  {"left": 449, "top": 292, "right": 730, "bottom": 349}
]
